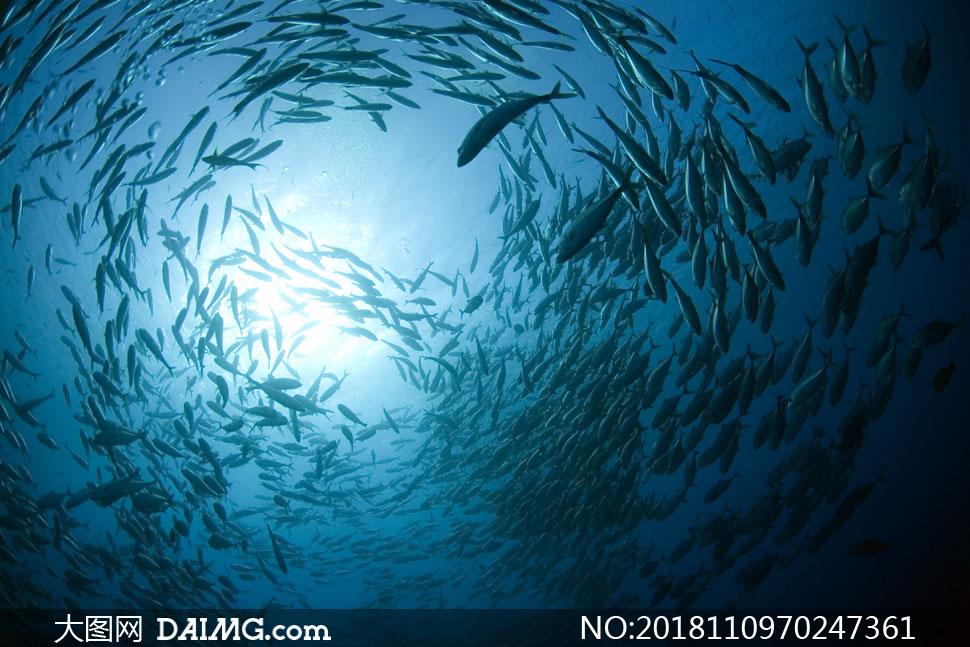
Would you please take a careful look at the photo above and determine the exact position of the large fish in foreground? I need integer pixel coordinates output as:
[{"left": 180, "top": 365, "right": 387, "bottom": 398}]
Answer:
[{"left": 457, "top": 82, "right": 575, "bottom": 167}]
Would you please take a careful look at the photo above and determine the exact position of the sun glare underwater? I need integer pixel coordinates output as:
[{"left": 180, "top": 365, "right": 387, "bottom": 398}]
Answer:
[{"left": 0, "top": 0, "right": 969, "bottom": 624}]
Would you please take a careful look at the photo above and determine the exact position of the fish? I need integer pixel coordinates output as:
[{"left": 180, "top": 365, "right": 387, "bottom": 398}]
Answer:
[
  {"left": 267, "top": 525, "right": 288, "bottom": 574},
  {"left": 202, "top": 151, "right": 264, "bottom": 170},
  {"left": 63, "top": 31, "right": 125, "bottom": 76},
  {"left": 911, "top": 317, "right": 966, "bottom": 349},
  {"left": 190, "top": 122, "right": 217, "bottom": 175},
  {"left": 9, "top": 184, "right": 22, "bottom": 248},
  {"left": 557, "top": 175, "right": 630, "bottom": 263},
  {"left": 867, "top": 123, "right": 914, "bottom": 191},
  {"left": 136, "top": 328, "right": 173, "bottom": 373},
  {"left": 902, "top": 21, "right": 933, "bottom": 93},
  {"left": 46, "top": 80, "right": 96, "bottom": 127},
  {"left": 708, "top": 58, "right": 791, "bottom": 112},
  {"left": 832, "top": 15, "right": 861, "bottom": 98},
  {"left": 795, "top": 36, "right": 834, "bottom": 135},
  {"left": 461, "top": 295, "right": 484, "bottom": 315},
  {"left": 727, "top": 114, "right": 776, "bottom": 185},
  {"left": 679, "top": 65, "right": 749, "bottom": 113},
  {"left": 338, "top": 403, "right": 365, "bottom": 426},
  {"left": 933, "top": 363, "right": 956, "bottom": 391},
  {"left": 457, "top": 82, "right": 575, "bottom": 167},
  {"left": 747, "top": 233, "right": 786, "bottom": 291},
  {"left": 836, "top": 113, "right": 866, "bottom": 179}
]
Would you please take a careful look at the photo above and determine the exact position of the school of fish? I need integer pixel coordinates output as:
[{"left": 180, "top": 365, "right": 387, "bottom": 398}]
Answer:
[{"left": 0, "top": 0, "right": 966, "bottom": 614}]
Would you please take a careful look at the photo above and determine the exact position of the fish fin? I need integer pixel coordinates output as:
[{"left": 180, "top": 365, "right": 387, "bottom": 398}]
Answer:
[{"left": 866, "top": 178, "right": 886, "bottom": 200}]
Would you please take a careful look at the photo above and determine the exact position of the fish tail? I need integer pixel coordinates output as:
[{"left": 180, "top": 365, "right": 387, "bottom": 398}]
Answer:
[
  {"left": 866, "top": 178, "right": 886, "bottom": 200},
  {"left": 875, "top": 215, "right": 891, "bottom": 238},
  {"left": 919, "top": 236, "right": 944, "bottom": 260},
  {"left": 549, "top": 81, "right": 574, "bottom": 100},
  {"left": 727, "top": 112, "right": 747, "bottom": 129},
  {"left": 619, "top": 165, "right": 635, "bottom": 189},
  {"left": 794, "top": 36, "right": 818, "bottom": 58},
  {"left": 832, "top": 13, "right": 855, "bottom": 35},
  {"left": 863, "top": 25, "right": 887, "bottom": 48},
  {"left": 902, "top": 120, "right": 915, "bottom": 146},
  {"left": 898, "top": 300, "right": 910, "bottom": 319}
]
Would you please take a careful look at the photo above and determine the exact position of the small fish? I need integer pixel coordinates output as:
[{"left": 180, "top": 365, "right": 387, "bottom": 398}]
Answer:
[
  {"left": 558, "top": 175, "right": 632, "bottom": 263},
  {"left": 24, "top": 265, "right": 34, "bottom": 300},
  {"left": 267, "top": 525, "right": 288, "bottom": 574},
  {"left": 202, "top": 151, "right": 264, "bottom": 170},
  {"left": 709, "top": 58, "right": 791, "bottom": 112},
  {"left": 461, "top": 295, "right": 484, "bottom": 315},
  {"left": 190, "top": 122, "right": 217, "bottom": 175},
  {"left": 747, "top": 232, "right": 786, "bottom": 291},
  {"left": 795, "top": 36, "right": 834, "bottom": 135},
  {"left": 902, "top": 21, "right": 934, "bottom": 93},
  {"left": 10, "top": 184, "right": 22, "bottom": 248},
  {"left": 933, "top": 363, "right": 956, "bottom": 391},
  {"left": 338, "top": 403, "right": 365, "bottom": 426}
]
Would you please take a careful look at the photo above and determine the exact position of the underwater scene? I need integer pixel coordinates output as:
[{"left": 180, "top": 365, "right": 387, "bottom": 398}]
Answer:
[{"left": 0, "top": 0, "right": 969, "bottom": 638}]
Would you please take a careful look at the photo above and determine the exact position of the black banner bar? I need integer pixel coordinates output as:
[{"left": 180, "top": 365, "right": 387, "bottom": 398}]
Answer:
[{"left": 0, "top": 609, "right": 964, "bottom": 646}]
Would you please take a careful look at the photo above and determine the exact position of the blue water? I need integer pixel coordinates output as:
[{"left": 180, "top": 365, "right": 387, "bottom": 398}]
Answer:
[{"left": 0, "top": 0, "right": 968, "bottom": 615}]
